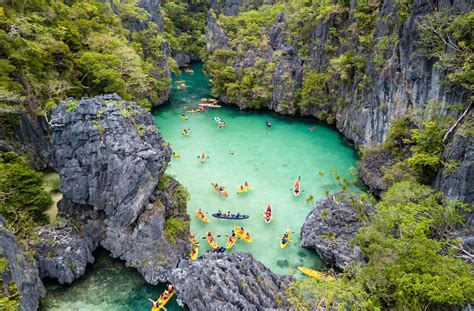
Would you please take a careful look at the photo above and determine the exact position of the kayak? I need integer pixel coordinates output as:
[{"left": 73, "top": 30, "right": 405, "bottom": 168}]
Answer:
[
  {"left": 211, "top": 183, "right": 229, "bottom": 197},
  {"left": 293, "top": 178, "right": 301, "bottom": 197},
  {"left": 186, "top": 109, "right": 201, "bottom": 113},
  {"left": 212, "top": 213, "right": 249, "bottom": 220},
  {"left": 182, "top": 130, "right": 189, "bottom": 136},
  {"left": 200, "top": 153, "right": 207, "bottom": 162},
  {"left": 206, "top": 231, "right": 219, "bottom": 249},
  {"left": 195, "top": 210, "right": 209, "bottom": 223},
  {"left": 190, "top": 247, "right": 199, "bottom": 260},
  {"left": 181, "top": 115, "right": 188, "bottom": 120},
  {"left": 280, "top": 228, "right": 291, "bottom": 249},
  {"left": 226, "top": 234, "right": 237, "bottom": 249},
  {"left": 298, "top": 267, "right": 335, "bottom": 281},
  {"left": 171, "top": 152, "right": 181, "bottom": 158},
  {"left": 264, "top": 204, "right": 272, "bottom": 224},
  {"left": 189, "top": 232, "right": 200, "bottom": 246},
  {"left": 237, "top": 183, "right": 251, "bottom": 194},
  {"left": 151, "top": 290, "right": 174, "bottom": 311},
  {"left": 233, "top": 226, "right": 253, "bottom": 243}
]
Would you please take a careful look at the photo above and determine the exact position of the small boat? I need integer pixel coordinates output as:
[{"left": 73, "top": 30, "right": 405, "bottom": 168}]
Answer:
[
  {"left": 266, "top": 120, "right": 272, "bottom": 128},
  {"left": 206, "top": 231, "right": 219, "bottom": 249},
  {"left": 237, "top": 183, "right": 251, "bottom": 194},
  {"left": 298, "top": 267, "right": 335, "bottom": 281},
  {"left": 182, "top": 129, "right": 189, "bottom": 136},
  {"left": 214, "top": 117, "right": 225, "bottom": 125},
  {"left": 233, "top": 226, "right": 253, "bottom": 243},
  {"left": 189, "top": 232, "right": 200, "bottom": 246},
  {"left": 184, "top": 68, "right": 194, "bottom": 73},
  {"left": 200, "top": 153, "right": 207, "bottom": 162},
  {"left": 212, "top": 213, "right": 249, "bottom": 220},
  {"left": 211, "top": 183, "right": 228, "bottom": 197},
  {"left": 181, "top": 114, "right": 188, "bottom": 120},
  {"left": 195, "top": 210, "right": 209, "bottom": 223},
  {"left": 280, "top": 228, "right": 291, "bottom": 249},
  {"left": 264, "top": 204, "right": 272, "bottom": 224},
  {"left": 199, "top": 103, "right": 221, "bottom": 108},
  {"left": 293, "top": 177, "right": 301, "bottom": 197},
  {"left": 171, "top": 152, "right": 181, "bottom": 158},
  {"left": 152, "top": 289, "right": 174, "bottom": 311},
  {"left": 190, "top": 247, "right": 199, "bottom": 260},
  {"left": 226, "top": 233, "right": 237, "bottom": 249}
]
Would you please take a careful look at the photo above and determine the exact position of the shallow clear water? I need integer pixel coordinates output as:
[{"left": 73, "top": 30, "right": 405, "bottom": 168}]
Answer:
[
  {"left": 41, "top": 249, "right": 182, "bottom": 311},
  {"left": 152, "top": 63, "right": 359, "bottom": 275}
]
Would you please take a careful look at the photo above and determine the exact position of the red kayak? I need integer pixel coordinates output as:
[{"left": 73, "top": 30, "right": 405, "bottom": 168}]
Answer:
[
  {"left": 264, "top": 204, "right": 272, "bottom": 224},
  {"left": 293, "top": 177, "right": 301, "bottom": 197}
]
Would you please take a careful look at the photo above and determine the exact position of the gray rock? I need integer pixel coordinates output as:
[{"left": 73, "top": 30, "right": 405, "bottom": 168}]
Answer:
[
  {"left": 173, "top": 52, "right": 200, "bottom": 67},
  {"left": 301, "top": 194, "right": 372, "bottom": 270},
  {"left": 170, "top": 252, "right": 293, "bottom": 310},
  {"left": 50, "top": 94, "right": 188, "bottom": 284},
  {"left": 31, "top": 200, "right": 105, "bottom": 284},
  {"left": 0, "top": 217, "right": 45, "bottom": 311}
]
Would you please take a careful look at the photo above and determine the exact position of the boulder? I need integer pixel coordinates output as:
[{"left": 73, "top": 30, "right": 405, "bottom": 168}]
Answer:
[{"left": 301, "top": 194, "right": 372, "bottom": 270}]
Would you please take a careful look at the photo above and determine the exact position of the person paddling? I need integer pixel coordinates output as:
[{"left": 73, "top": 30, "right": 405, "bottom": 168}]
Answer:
[{"left": 266, "top": 120, "right": 272, "bottom": 127}]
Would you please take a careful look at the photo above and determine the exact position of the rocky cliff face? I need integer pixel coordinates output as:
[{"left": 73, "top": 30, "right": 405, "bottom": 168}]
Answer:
[
  {"left": 49, "top": 94, "right": 189, "bottom": 284},
  {"left": 0, "top": 217, "right": 45, "bottom": 311},
  {"left": 301, "top": 194, "right": 373, "bottom": 270},
  {"left": 205, "top": 0, "right": 473, "bottom": 203},
  {"left": 170, "top": 252, "right": 293, "bottom": 310}
]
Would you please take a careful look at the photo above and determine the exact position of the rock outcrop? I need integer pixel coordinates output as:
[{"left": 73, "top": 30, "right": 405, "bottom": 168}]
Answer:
[
  {"left": 170, "top": 252, "right": 293, "bottom": 310},
  {"left": 31, "top": 200, "right": 105, "bottom": 284},
  {"left": 50, "top": 94, "right": 189, "bottom": 284},
  {"left": 0, "top": 217, "right": 45, "bottom": 311},
  {"left": 301, "top": 194, "right": 373, "bottom": 270}
]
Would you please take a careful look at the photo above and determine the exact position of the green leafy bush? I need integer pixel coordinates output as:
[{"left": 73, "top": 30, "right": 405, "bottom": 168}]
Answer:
[{"left": 163, "top": 216, "right": 189, "bottom": 245}]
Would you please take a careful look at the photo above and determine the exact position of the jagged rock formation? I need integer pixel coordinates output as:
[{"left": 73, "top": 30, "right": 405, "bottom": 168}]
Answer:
[
  {"left": 30, "top": 200, "right": 105, "bottom": 284},
  {"left": 170, "top": 252, "right": 293, "bottom": 310},
  {"left": 50, "top": 94, "right": 189, "bottom": 284},
  {"left": 0, "top": 217, "right": 45, "bottom": 311},
  {"left": 301, "top": 194, "right": 373, "bottom": 270}
]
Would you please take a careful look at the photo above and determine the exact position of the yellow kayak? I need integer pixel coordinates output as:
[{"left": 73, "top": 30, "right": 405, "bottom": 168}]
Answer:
[
  {"left": 226, "top": 234, "right": 237, "bottom": 249},
  {"left": 171, "top": 152, "right": 181, "bottom": 158},
  {"left": 195, "top": 210, "right": 209, "bottom": 223},
  {"left": 206, "top": 231, "right": 219, "bottom": 249},
  {"left": 189, "top": 232, "right": 199, "bottom": 246},
  {"left": 151, "top": 290, "right": 174, "bottom": 311},
  {"left": 236, "top": 183, "right": 251, "bottom": 194},
  {"left": 298, "top": 267, "right": 335, "bottom": 281},
  {"left": 190, "top": 247, "right": 199, "bottom": 260},
  {"left": 233, "top": 226, "right": 253, "bottom": 243},
  {"left": 280, "top": 229, "right": 291, "bottom": 249},
  {"left": 181, "top": 115, "right": 188, "bottom": 120}
]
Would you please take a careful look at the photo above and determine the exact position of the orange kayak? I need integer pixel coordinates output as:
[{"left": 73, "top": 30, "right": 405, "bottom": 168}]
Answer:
[
  {"left": 264, "top": 204, "right": 272, "bottom": 224},
  {"left": 189, "top": 232, "right": 200, "bottom": 246},
  {"left": 211, "top": 183, "right": 228, "bottom": 197}
]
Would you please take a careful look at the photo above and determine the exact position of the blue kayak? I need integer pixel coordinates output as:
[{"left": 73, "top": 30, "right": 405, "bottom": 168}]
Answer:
[{"left": 212, "top": 213, "right": 249, "bottom": 220}]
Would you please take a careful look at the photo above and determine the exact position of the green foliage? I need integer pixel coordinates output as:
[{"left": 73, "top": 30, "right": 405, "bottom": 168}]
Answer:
[
  {"left": 373, "top": 36, "right": 397, "bottom": 68},
  {"left": 157, "top": 173, "right": 173, "bottom": 190},
  {"left": 0, "top": 0, "right": 170, "bottom": 111},
  {"left": 0, "top": 152, "right": 51, "bottom": 237},
  {"left": 163, "top": 216, "right": 189, "bottom": 245},
  {"left": 0, "top": 281, "right": 20, "bottom": 311},
  {"left": 299, "top": 70, "right": 333, "bottom": 113},
  {"left": 172, "top": 184, "right": 190, "bottom": 208},
  {"left": 381, "top": 117, "right": 413, "bottom": 157},
  {"left": 289, "top": 181, "right": 474, "bottom": 310},
  {"left": 330, "top": 51, "right": 367, "bottom": 83},
  {"left": 417, "top": 10, "right": 474, "bottom": 99}
]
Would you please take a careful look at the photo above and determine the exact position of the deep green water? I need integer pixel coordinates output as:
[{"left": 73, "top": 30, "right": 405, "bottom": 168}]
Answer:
[
  {"left": 41, "top": 62, "right": 358, "bottom": 310},
  {"left": 41, "top": 249, "right": 181, "bottom": 310},
  {"left": 152, "top": 63, "right": 359, "bottom": 275}
]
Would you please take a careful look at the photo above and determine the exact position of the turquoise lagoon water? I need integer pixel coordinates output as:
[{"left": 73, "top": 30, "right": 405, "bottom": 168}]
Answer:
[
  {"left": 41, "top": 62, "right": 359, "bottom": 310},
  {"left": 153, "top": 63, "right": 359, "bottom": 275}
]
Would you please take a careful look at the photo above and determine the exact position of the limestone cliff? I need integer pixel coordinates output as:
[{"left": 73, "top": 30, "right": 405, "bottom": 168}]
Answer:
[{"left": 48, "top": 94, "right": 189, "bottom": 284}]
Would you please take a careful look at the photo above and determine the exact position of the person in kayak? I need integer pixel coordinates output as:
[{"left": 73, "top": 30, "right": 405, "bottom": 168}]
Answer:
[
  {"left": 160, "top": 290, "right": 170, "bottom": 300},
  {"left": 244, "top": 181, "right": 249, "bottom": 187},
  {"left": 236, "top": 212, "right": 241, "bottom": 218},
  {"left": 281, "top": 237, "right": 287, "bottom": 244},
  {"left": 245, "top": 232, "right": 251, "bottom": 240},
  {"left": 240, "top": 185, "right": 244, "bottom": 191},
  {"left": 219, "top": 186, "right": 225, "bottom": 191},
  {"left": 226, "top": 211, "right": 232, "bottom": 218},
  {"left": 217, "top": 210, "right": 222, "bottom": 216},
  {"left": 266, "top": 120, "right": 271, "bottom": 127}
]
